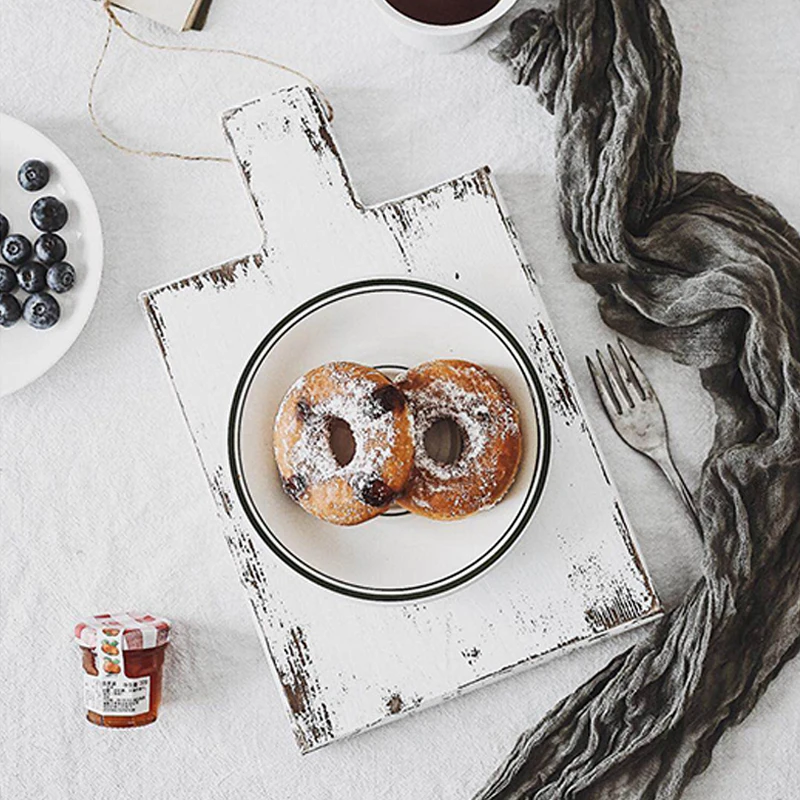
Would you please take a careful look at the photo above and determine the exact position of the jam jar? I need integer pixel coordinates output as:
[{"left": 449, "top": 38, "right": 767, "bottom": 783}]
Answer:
[{"left": 74, "top": 612, "right": 171, "bottom": 727}]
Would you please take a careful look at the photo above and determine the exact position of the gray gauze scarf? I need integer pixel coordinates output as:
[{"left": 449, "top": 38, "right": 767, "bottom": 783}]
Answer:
[{"left": 477, "top": 1, "right": 800, "bottom": 798}]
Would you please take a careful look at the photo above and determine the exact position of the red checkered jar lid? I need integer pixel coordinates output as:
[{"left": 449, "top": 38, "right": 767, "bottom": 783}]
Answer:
[{"left": 74, "top": 612, "right": 171, "bottom": 651}]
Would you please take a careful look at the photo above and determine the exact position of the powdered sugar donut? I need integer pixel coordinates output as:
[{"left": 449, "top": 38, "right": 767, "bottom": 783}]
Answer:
[
  {"left": 395, "top": 360, "right": 522, "bottom": 520},
  {"left": 273, "top": 362, "right": 414, "bottom": 526}
]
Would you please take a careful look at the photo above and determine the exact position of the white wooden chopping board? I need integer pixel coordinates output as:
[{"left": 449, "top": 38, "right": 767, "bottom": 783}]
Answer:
[{"left": 140, "top": 85, "right": 661, "bottom": 752}]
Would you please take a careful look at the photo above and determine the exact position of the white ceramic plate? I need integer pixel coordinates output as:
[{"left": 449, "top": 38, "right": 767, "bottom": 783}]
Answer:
[
  {"left": 229, "top": 279, "right": 551, "bottom": 601},
  {"left": 0, "top": 114, "right": 103, "bottom": 397}
]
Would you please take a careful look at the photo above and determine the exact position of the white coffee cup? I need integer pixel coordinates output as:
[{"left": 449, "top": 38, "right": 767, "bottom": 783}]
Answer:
[{"left": 372, "top": 0, "right": 519, "bottom": 53}]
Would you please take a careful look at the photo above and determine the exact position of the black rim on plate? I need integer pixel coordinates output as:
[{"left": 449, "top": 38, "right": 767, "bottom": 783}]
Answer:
[{"left": 228, "top": 278, "right": 552, "bottom": 601}]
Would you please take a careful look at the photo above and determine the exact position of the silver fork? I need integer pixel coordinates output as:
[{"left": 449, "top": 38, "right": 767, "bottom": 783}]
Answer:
[{"left": 586, "top": 339, "right": 701, "bottom": 534}]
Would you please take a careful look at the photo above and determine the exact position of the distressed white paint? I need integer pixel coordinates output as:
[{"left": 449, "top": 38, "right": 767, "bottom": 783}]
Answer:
[{"left": 140, "top": 85, "right": 660, "bottom": 752}]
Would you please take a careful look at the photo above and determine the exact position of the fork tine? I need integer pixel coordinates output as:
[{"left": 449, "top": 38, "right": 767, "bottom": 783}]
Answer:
[
  {"left": 618, "top": 338, "right": 654, "bottom": 399},
  {"left": 596, "top": 349, "right": 629, "bottom": 413},
  {"left": 587, "top": 353, "right": 622, "bottom": 415},
  {"left": 607, "top": 343, "right": 637, "bottom": 405}
]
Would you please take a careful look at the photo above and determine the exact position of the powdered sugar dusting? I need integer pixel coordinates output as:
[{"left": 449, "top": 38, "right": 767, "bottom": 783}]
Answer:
[
  {"left": 278, "top": 366, "right": 398, "bottom": 488},
  {"left": 399, "top": 361, "right": 521, "bottom": 515}
]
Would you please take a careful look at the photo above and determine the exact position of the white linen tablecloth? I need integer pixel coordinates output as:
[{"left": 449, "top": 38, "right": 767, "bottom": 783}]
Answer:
[{"left": 1, "top": 1, "right": 798, "bottom": 797}]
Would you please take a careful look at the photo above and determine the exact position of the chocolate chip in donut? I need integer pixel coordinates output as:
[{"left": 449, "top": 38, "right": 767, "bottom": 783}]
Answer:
[
  {"left": 281, "top": 474, "right": 307, "bottom": 501},
  {"left": 296, "top": 399, "right": 314, "bottom": 423},
  {"left": 369, "top": 384, "right": 406, "bottom": 416},
  {"left": 473, "top": 405, "right": 491, "bottom": 423},
  {"left": 357, "top": 476, "right": 397, "bottom": 508}
]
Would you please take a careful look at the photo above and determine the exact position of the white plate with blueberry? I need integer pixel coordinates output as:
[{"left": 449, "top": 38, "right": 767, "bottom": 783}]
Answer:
[{"left": 0, "top": 113, "right": 103, "bottom": 397}]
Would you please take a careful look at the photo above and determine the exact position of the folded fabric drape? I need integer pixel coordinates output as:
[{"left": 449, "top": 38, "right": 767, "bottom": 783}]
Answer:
[{"left": 479, "top": 2, "right": 800, "bottom": 798}]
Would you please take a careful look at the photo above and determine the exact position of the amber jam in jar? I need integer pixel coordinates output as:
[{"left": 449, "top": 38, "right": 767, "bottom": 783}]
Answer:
[{"left": 74, "top": 612, "right": 171, "bottom": 728}]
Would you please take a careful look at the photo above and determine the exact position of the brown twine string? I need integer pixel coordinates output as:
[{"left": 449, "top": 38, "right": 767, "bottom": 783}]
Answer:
[{"left": 88, "top": 0, "right": 334, "bottom": 163}]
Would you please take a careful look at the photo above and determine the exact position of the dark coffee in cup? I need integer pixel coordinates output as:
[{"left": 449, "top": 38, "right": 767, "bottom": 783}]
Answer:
[{"left": 385, "top": 0, "right": 501, "bottom": 26}]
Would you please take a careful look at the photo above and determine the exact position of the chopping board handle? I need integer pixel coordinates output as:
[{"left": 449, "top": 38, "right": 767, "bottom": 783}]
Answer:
[{"left": 221, "top": 86, "right": 362, "bottom": 253}]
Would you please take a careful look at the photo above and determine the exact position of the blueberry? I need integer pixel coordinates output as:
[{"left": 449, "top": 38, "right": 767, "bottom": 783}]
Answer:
[
  {"left": 370, "top": 384, "right": 406, "bottom": 416},
  {"left": 34, "top": 233, "right": 67, "bottom": 265},
  {"left": 18, "top": 160, "right": 50, "bottom": 192},
  {"left": 30, "top": 196, "right": 68, "bottom": 232},
  {"left": 17, "top": 263, "right": 47, "bottom": 293},
  {"left": 46, "top": 261, "right": 75, "bottom": 293},
  {"left": 357, "top": 476, "right": 397, "bottom": 508},
  {"left": 0, "top": 213, "right": 8, "bottom": 242},
  {"left": 1, "top": 234, "right": 32, "bottom": 266},
  {"left": 0, "top": 264, "right": 17, "bottom": 293},
  {"left": 0, "top": 293, "right": 22, "bottom": 327},
  {"left": 281, "top": 474, "right": 307, "bottom": 501},
  {"left": 23, "top": 292, "right": 60, "bottom": 329}
]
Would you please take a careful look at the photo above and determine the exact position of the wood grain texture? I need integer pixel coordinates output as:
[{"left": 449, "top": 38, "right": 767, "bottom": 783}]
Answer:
[{"left": 140, "top": 85, "right": 661, "bottom": 752}]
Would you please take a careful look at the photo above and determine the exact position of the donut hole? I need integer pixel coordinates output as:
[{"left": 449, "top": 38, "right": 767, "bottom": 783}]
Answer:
[
  {"left": 424, "top": 418, "right": 464, "bottom": 465},
  {"left": 328, "top": 417, "right": 356, "bottom": 467}
]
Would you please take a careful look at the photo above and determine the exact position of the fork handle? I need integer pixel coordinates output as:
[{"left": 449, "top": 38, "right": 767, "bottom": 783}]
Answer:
[{"left": 653, "top": 451, "right": 703, "bottom": 536}]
